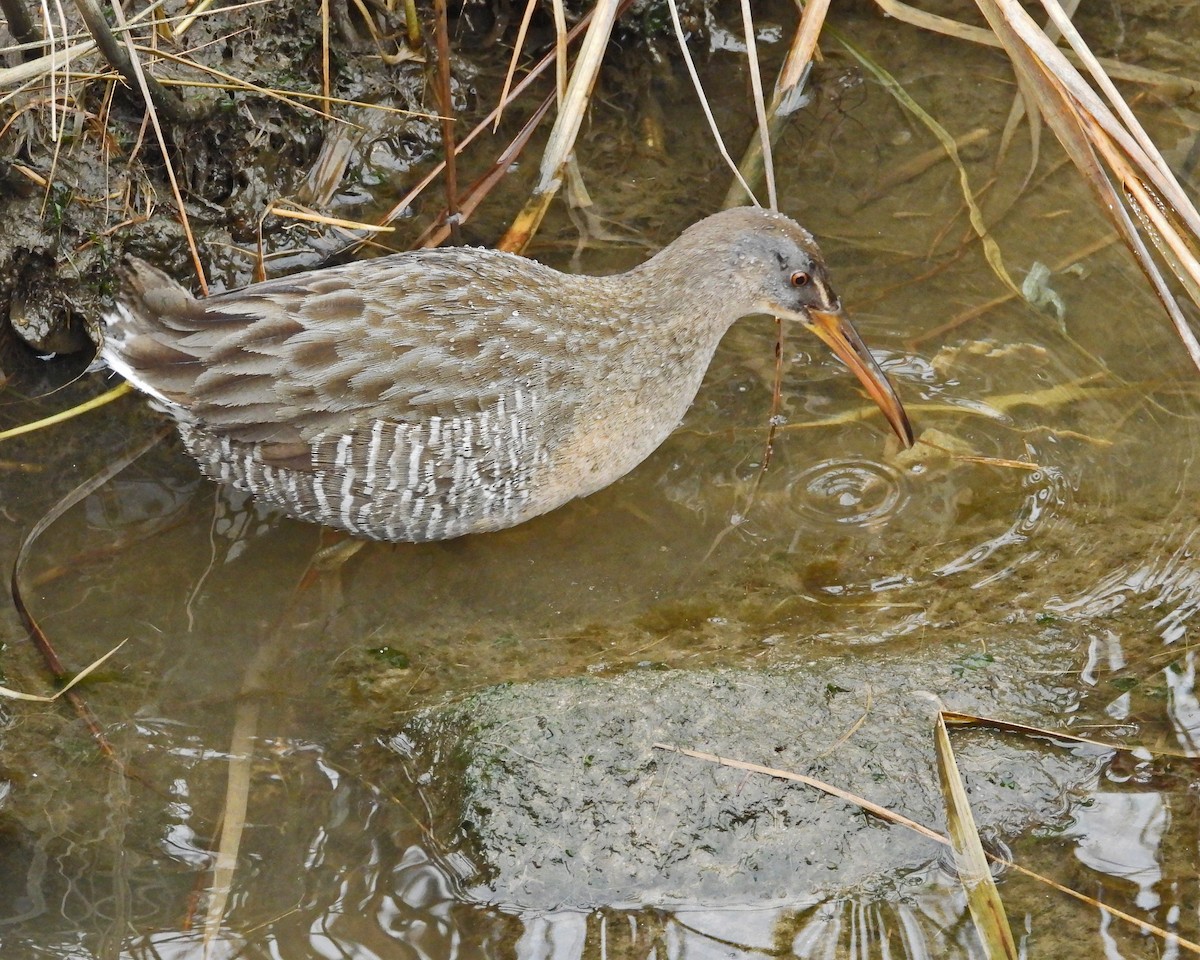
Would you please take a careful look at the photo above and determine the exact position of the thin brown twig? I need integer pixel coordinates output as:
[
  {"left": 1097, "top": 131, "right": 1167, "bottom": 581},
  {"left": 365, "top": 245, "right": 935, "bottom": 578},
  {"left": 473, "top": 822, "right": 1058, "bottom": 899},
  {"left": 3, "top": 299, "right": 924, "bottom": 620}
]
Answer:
[
  {"left": 74, "top": 0, "right": 207, "bottom": 122},
  {"left": 368, "top": 0, "right": 634, "bottom": 236},
  {"left": 415, "top": 92, "right": 555, "bottom": 249},
  {"left": 494, "top": 0, "right": 540, "bottom": 132},
  {"left": 106, "top": 27, "right": 207, "bottom": 291},
  {"left": 656, "top": 740, "right": 1200, "bottom": 954}
]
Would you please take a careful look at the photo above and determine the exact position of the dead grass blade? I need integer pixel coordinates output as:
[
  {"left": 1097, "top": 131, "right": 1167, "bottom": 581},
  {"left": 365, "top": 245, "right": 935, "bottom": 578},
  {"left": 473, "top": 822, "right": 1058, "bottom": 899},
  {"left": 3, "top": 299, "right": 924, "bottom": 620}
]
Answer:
[
  {"left": 0, "top": 382, "right": 131, "bottom": 442},
  {"left": 656, "top": 737, "right": 1200, "bottom": 954},
  {"left": 203, "top": 643, "right": 270, "bottom": 955},
  {"left": 494, "top": 0, "right": 539, "bottom": 131},
  {"left": 173, "top": 0, "right": 219, "bottom": 38},
  {"left": 264, "top": 205, "right": 395, "bottom": 234},
  {"left": 973, "top": 0, "right": 1200, "bottom": 371},
  {"left": 934, "top": 713, "right": 1019, "bottom": 959},
  {"left": 0, "top": 640, "right": 126, "bottom": 702},
  {"left": 498, "top": 0, "right": 623, "bottom": 252},
  {"left": 872, "top": 0, "right": 1200, "bottom": 94},
  {"left": 0, "top": 39, "right": 94, "bottom": 90},
  {"left": 550, "top": 0, "right": 568, "bottom": 103},
  {"left": 838, "top": 34, "right": 1021, "bottom": 298},
  {"left": 665, "top": 0, "right": 758, "bottom": 208},
  {"left": 995, "top": 0, "right": 1077, "bottom": 184},
  {"left": 654, "top": 742, "right": 947, "bottom": 841},
  {"left": 319, "top": 0, "right": 330, "bottom": 105},
  {"left": 136, "top": 46, "right": 342, "bottom": 123},
  {"left": 0, "top": 0, "right": 280, "bottom": 94}
]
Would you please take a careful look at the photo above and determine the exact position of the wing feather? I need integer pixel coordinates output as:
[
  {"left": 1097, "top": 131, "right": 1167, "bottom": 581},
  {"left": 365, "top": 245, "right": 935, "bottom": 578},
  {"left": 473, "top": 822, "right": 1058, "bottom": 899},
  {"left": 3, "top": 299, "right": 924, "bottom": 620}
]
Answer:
[{"left": 103, "top": 252, "right": 597, "bottom": 452}]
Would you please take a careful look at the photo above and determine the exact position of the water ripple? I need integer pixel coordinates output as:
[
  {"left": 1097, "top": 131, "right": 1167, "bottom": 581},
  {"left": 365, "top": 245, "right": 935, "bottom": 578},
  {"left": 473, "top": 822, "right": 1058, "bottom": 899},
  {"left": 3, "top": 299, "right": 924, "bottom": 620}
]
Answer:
[{"left": 791, "top": 458, "right": 910, "bottom": 528}]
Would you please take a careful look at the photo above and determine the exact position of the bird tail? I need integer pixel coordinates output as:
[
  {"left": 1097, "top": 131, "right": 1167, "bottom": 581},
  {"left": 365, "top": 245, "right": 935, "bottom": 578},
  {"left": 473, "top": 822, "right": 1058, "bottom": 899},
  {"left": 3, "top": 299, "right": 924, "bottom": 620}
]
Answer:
[{"left": 100, "top": 258, "right": 203, "bottom": 413}]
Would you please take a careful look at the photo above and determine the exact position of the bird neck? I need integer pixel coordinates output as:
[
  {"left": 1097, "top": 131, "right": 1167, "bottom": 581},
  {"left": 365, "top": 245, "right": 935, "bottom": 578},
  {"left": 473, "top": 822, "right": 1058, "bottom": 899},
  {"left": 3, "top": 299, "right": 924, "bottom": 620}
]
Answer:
[{"left": 616, "top": 246, "right": 751, "bottom": 354}]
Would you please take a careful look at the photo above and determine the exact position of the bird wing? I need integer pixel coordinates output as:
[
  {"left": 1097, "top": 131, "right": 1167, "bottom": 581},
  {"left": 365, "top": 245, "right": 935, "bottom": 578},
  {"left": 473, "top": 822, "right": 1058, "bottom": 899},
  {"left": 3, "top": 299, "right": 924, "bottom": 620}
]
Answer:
[{"left": 105, "top": 253, "right": 590, "bottom": 449}]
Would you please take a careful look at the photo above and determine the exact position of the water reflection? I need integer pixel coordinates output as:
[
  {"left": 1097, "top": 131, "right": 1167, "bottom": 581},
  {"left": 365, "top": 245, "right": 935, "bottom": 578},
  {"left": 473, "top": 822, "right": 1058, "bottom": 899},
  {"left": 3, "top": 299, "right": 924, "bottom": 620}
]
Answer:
[{"left": 5, "top": 1, "right": 1200, "bottom": 958}]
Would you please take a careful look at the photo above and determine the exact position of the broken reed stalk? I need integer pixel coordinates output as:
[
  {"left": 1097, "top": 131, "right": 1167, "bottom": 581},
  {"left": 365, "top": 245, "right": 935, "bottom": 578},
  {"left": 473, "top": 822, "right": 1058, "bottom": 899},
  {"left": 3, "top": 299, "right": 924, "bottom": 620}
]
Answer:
[
  {"left": 934, "top": 714, "right": 1019, "bottom": 958},
  {"left": 973, "top": 0, "right": 1200, "bottom": 371},
  {"left": 723, "top": 0, "right": 832, "bottom": 208},
  {"left": 370, "top": 0, "right": 622, "bottom": 236},
  {"left": 498, "top": 0, "right": 624, "bottom": 253},
  {"left": 415, "top": 92, "right": 555, "bottom": 249}
]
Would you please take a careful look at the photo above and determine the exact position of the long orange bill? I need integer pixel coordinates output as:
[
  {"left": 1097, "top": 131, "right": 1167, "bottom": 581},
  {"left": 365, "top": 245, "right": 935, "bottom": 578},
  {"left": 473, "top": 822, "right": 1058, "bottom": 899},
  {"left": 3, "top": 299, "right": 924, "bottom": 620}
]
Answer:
[{"left": 807, "top": 308, "right": 914, "bottom": 448}]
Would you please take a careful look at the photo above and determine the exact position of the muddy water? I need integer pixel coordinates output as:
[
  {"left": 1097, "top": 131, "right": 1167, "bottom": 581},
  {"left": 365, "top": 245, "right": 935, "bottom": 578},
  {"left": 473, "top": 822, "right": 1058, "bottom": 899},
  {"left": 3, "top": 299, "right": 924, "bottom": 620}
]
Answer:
[{"left": 2, "top": 1, "right": 1200, "bottom": 958}]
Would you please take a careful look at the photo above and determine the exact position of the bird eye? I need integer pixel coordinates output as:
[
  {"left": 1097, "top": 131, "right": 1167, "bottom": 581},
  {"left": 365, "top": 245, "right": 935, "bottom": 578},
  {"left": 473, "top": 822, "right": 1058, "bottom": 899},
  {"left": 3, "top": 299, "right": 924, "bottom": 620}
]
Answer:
[{"left": 790, "top": 271, "right": 811, "bottom": 288}]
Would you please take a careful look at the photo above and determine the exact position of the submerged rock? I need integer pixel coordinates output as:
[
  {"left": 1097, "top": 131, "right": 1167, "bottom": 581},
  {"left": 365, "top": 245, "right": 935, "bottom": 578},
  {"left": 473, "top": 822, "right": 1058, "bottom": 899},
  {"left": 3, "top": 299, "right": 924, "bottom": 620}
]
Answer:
[{"left": 387, "top": 631, "right": 1103, "bottom": 912}]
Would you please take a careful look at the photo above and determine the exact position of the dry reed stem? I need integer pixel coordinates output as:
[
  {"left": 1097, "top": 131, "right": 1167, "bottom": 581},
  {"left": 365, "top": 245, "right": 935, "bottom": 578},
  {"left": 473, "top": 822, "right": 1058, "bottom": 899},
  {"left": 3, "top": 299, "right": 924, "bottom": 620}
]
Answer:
[
  {"left": 370, "top": 0, "right": 611, "bottom": 239},
  {"left": 874, "top": 0, "right": 1200, "bottom": 94},
  {"left": 840, "top": 34, "right": 1021, "bottom": 298},
  {"left": 432, "top": 0, "right": 460, "bottom": 240},
  {"left": 934, "top": 714, "right": 1019, "bottom": 958},
  {"left": 494, "top": 0, "right": 539, "bottom": 131},
  {"left": 550, "top": 0, "right": 568, "bottom": 103},
  {"left": 658, "top": 737, "right": 1200, "bottom": 954},
  {"left": 738, "top": 0, "right": 776, "bottom": 210},
  {"left": 666, "top": 0, "right": 758, "bottom": 207},
  {"left": 994, "top": 0, "right": 1078, "bottom": 181},
  {"left": 724, "top": 0, "right": 828, "bottom": 208},
  {"left": 416, "top": 92, "right": 555, "bottom": 249},
  {"left": 498, "top": 0, "right": 623, "bottom": 252},
  {"left": 320, "top": 0, "right": 330, "bottom": 105},
  {"left": 974, "top": 0, "right": 1200, "bottom": 370}
]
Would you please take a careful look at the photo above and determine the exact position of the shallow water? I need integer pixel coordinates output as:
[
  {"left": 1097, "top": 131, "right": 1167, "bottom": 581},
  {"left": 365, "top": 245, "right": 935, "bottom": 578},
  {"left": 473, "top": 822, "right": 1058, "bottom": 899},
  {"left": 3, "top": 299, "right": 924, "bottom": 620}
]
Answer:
[{"left": 2, "top": 0, "right": 1200, "bottom": 957}]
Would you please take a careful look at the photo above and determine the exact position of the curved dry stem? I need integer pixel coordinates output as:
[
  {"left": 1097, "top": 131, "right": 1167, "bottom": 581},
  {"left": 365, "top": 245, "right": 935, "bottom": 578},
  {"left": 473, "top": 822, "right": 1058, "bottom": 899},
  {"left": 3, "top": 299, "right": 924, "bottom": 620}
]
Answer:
[
  {"left": 724, "top": 0, "right": 828, "bottom": 209},
  {"left": 0, "top": 382, "right": 131, "bottom": 443},
  {"left": 839, "top": 32, "right": 1021, "bottom": 297},
  {"left": 666, "top": 0, "right": 758, "bottom": 207}
]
